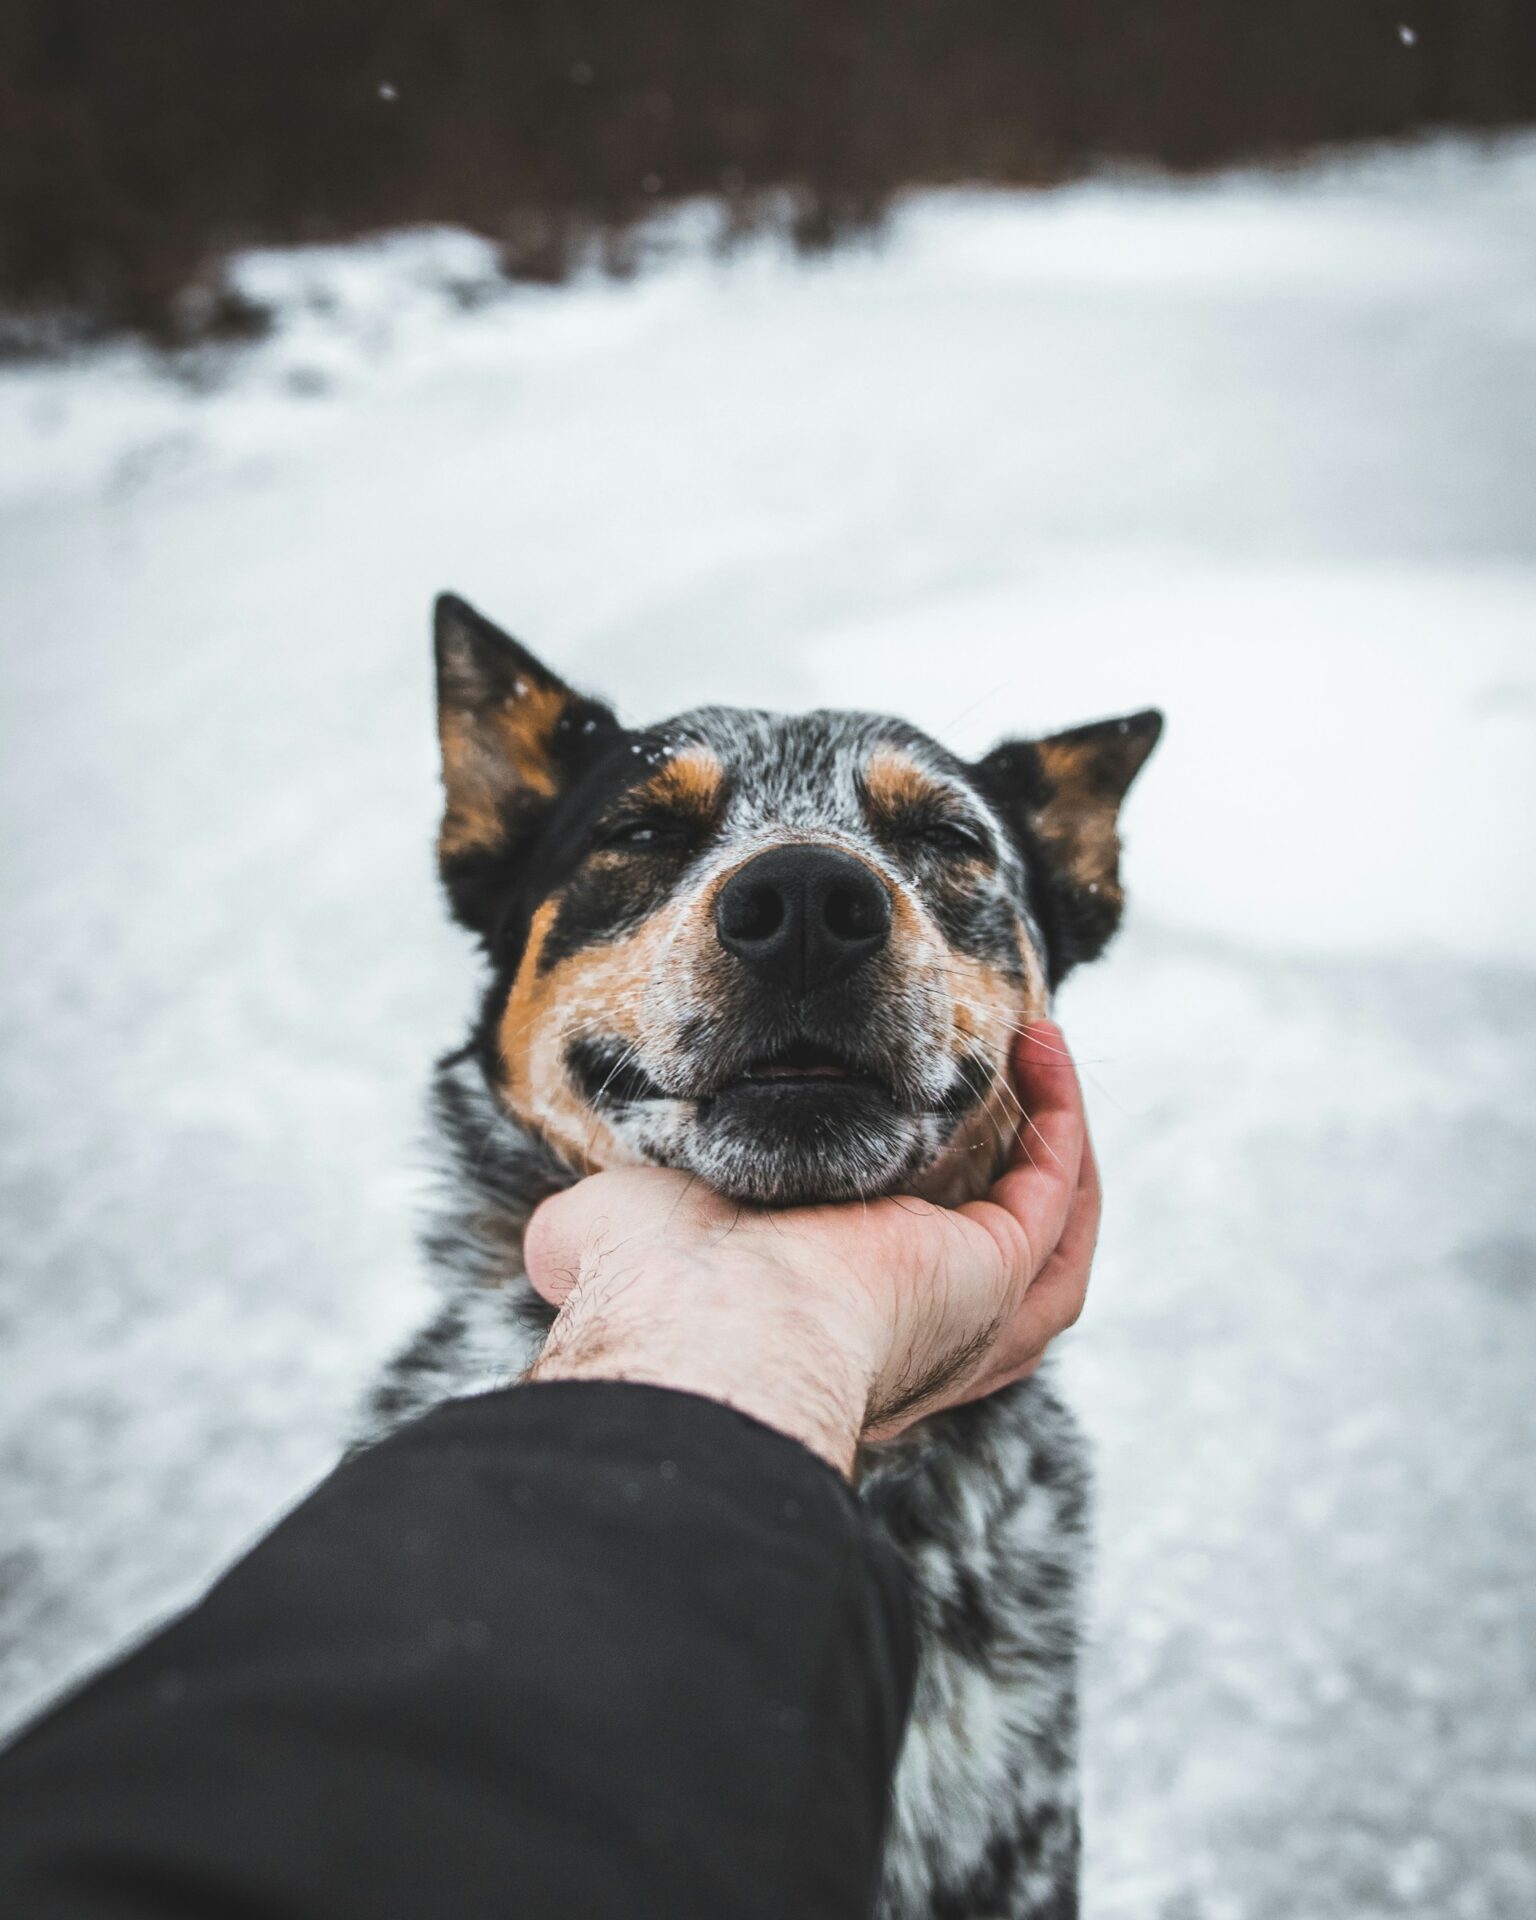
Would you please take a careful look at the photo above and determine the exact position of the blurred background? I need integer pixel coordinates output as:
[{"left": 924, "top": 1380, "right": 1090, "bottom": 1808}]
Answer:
[{"left": 1, "top": 5, "right": 1534, "bottom": 1916}]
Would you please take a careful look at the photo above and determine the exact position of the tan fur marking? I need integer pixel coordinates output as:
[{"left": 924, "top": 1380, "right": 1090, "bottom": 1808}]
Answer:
[
  {"left": 439, "top": 684, "right": 570, "bottom": 857},
  {"left": 910, "top": 923, "right": 1049, "bottom": 1206},
  {"left": 1032, "top": 740, "right": 1092, "bottom": 786},
  {"left": 1031, "top": 740, "right": 1124, "bottom": 899},
  {"left": 645, "top": 747, "right": 726, "bottom": 820},
  {"left": 887, "top": 870, "right": 926, "bottom": 944},
  {"left": 941, "top": 945, "right": 1044, "bottom": 1050},
  {"left": 864, "top": 746, "right": 946, "bottom": 821},
  {"left": 438, "top": 711, "right": 506, "bottom": 857},
  {"left": 914, "top": 1078, "right": 1024, "bottom": 1207},
  {"left": 496, "top": 897, "right": 671, "bottom": 1176},
  {"left": 492, "top": 682, "right": 568, "bottom": 800}
]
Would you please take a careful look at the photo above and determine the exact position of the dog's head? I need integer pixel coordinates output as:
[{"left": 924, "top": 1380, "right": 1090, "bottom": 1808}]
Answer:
[{"left": 434, "top": 595, "right": 1160, "bottom": 1206}]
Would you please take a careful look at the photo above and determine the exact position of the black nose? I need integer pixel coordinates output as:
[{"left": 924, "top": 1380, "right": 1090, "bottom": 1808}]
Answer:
[{"left": 715, "top": 845, "right": 892, "bottom": 992}]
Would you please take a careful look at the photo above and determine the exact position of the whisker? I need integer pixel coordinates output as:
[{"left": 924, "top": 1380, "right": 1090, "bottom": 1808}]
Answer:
[
  {"left": 888, "top": 1195, "right": 933, "bottom": 1218},
  {"left": 580, "top": 1034, "right": 644, "bottom": 1166},
  {"left": 933, "top": 979, "right": 1114, "bottom": 1064},
  {"left": 663, "top": 1169, "right": 704, "bottom": 1233},
  {"left": 1021, "top": 1109, "right": 1066, "bottom": 1173},
  {"left": 930, "top": 674, "right": 1016, "bottom": 748}
]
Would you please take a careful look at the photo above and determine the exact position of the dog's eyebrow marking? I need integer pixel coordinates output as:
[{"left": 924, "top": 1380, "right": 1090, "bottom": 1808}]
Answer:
[
  {"left": 862, "top": 745, "right": 945, "bottom": 819},
  {"left": 638, "top": 746, "right": 727, "bottom": 821}
]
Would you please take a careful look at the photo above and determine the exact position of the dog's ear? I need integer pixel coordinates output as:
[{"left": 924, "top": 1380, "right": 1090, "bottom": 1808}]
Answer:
[
  {"left": 434, "top": 593, "right": 618, "bottom": 937},
  {"left": 976, "top": 709, "right": 1162, "bottom": 983}
]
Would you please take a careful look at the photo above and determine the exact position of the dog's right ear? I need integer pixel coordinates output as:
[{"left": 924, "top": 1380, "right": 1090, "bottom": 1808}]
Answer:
[{"left": 434, "top": 593, "right": 618, "bottom": 938}]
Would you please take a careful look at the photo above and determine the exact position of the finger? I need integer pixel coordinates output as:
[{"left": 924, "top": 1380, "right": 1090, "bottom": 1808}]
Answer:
[
  {"left": 991, "top": 1127, "right": 1101, "bottom": 1367},
  {"left": 523, "top": 1170, "right": 671, "bottom": 1286},
  {"left": 1007, "top": 1020, "right": 1088, "bottom": 1185},
  {"left": 521, "top": 1185, "right": 591, "bottom": 1306},
  {"left": 979, "top": 1021, "right": 1089, "bottom": 1272},
  {"left": 957, "top": 1126, "right": 1101, "bottom": 1393}
]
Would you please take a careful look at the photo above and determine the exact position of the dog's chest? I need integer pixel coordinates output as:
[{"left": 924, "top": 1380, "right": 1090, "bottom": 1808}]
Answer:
[{"left": 861, "top": 1385, "right": 1088, "bottom": 1920}]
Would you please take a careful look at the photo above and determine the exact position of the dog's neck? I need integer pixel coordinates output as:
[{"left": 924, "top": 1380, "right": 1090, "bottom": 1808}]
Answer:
[{"left": 425, "top": 1044, "right": 573, "bottom": 1290}]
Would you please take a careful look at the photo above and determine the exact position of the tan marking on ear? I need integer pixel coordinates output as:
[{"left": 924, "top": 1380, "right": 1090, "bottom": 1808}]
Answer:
[
  {"left": 1030, "top": 739, "right": 1125, "bottom": 901},
  {"left": 864, "top": 746, "right": 944, "bottom": 820},
  {"left": 439, "top": 711, "right": 509, "bottom": 857},
  {"left": 1029, "top": 733, "right": 1144, "bottom": 906},
  {"left": 495, "top": 897, "right": 676, "bottom": 1176},
  {"left": 644, "top": 747, "right": 726, "bottom": 821},
  {"left": 1033, "top": 740, "right": 1091, "bottom": 786},
  {"left": 439, "top": 683, "right": 571, "bottom": 858},
  {"left": 493, "top": 681, "right": 568, "bottom": 799}
]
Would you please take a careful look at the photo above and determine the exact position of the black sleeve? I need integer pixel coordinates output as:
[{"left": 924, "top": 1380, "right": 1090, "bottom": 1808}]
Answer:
[{"left": 0, "top": 1382, "right": 915, "bottom": 1920}]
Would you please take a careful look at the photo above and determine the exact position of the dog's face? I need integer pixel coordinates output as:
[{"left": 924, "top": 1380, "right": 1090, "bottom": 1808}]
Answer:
[{"left": 434, "top": 595, "right": 1160, "bottom": 1206}]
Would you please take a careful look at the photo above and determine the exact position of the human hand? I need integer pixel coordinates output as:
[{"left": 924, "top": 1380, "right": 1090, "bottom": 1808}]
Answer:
[{"left": 524, "top": 1022, "right": 1100, "bottom": 1477}]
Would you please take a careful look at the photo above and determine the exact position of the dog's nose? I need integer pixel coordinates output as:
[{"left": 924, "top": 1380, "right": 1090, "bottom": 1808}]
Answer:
[{"left": 714, "top": 845, "right": 891, "bottom": 992}]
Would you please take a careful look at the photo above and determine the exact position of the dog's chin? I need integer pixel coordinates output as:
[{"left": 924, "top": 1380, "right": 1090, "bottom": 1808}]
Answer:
[{"left": 684, "top": 1078, "right": 927, "bottom": 1206}]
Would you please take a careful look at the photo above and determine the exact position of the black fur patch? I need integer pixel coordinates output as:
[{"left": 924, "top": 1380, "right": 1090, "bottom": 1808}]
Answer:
[
  {"left": 924, "top": 873, "right": 1027, "bottom": 974},
  {"left": 566, "top": 1035, "right": 667, "bottom": 1108},
  {"left": 932, "top": 1050, "right": 993, "bottom": 1119}
]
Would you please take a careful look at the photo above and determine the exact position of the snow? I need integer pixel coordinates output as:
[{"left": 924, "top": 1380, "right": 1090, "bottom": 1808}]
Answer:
[{"left": 2, "top": 135, "right": 1533, "bottom": 1917}]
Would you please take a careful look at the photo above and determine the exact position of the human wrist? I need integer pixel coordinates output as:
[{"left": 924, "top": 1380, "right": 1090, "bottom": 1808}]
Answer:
[{"left": 528, "top": 1253, "right": 877, "bottom": 1477}]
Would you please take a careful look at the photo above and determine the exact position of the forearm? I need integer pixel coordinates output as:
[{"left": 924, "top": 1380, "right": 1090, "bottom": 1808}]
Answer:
[{"left": 0, "top": 1383, "right": 914, "bottom": 1920}]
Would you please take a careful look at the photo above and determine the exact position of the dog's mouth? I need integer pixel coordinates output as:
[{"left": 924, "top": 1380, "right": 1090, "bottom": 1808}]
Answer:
[
  {"left": 725, "top": 1038, "right": 892, "bottom": 1097},
  {"left": 566, "top": 1031, "right": 898, "bottom": 1112},
  {"left": 686, "top": 1031, "right": 915, "bottom": 1205},
  {"left": 564, "top": 1025, "right": 983, "bottom": 1205}
]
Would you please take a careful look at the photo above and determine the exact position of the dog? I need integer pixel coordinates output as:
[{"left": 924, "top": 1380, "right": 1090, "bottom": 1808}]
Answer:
[{"left": 361, "top": 593, "right": 1161, "bottom": 1920}]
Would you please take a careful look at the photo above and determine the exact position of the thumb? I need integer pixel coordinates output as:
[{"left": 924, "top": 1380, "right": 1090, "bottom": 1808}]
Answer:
[
  {"left": 522, "top": 1187, "right": 587, "bottom": 1307},
  {"left": 523, "top": 1166, "right": 714, "bottom": 1307}
]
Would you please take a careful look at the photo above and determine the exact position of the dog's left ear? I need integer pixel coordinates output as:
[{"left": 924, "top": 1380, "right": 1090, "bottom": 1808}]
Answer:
[
  {"left": 975, "top": 709, "right": 1163, "bottom": 983},
  {"left": 434, "top": 593, "right": 619, "bottom": 937}
]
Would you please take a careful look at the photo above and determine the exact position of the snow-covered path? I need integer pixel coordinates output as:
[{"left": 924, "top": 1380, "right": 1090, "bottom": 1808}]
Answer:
[{"left": 2, "top": 139, "right": 1533, "bottom": 1918}]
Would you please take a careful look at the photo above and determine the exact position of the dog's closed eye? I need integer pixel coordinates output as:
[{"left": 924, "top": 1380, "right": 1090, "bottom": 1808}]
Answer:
[
  {"left": 902, "top": 817, "right": 993, "bottom": 862},
  {"left": 875, "top": 801, "right": 996, "bottom": 866},
  {"left": 595, "top": 816, "right": 694, "bottom": 853}
]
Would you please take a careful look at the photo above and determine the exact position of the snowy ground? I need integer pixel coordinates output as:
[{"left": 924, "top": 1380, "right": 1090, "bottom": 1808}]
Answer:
[{"left": 2, "top": 136, "right": 1534, "bottom": 1918}]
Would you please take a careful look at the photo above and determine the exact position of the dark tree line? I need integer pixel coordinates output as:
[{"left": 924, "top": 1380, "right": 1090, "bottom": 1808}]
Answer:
[{"left": 1, "top": 0, "right": 1533, "bottom": 341}]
